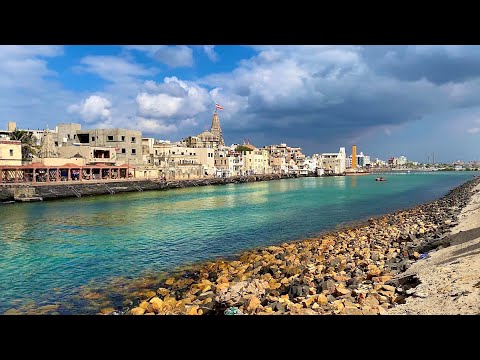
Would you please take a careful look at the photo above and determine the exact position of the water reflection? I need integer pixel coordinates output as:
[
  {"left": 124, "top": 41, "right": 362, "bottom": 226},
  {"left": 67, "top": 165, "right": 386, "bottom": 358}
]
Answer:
[{"left": 351, "top": 176, "right": 357, "bottom": 188}]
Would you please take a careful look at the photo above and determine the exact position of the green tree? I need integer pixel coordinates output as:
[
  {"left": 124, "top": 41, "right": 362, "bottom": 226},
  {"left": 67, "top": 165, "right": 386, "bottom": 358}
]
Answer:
[
  {"left": 235, "top": 145, "right": 253, "bottom": 152},
  {"left": 9, "top": 130, "right": 39, "bottom": 160}
]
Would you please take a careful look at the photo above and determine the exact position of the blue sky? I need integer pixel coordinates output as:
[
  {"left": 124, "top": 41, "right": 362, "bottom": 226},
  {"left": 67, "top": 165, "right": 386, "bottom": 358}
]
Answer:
[{"left": 1, "top": 45, "right": 480, "bottom": 162}]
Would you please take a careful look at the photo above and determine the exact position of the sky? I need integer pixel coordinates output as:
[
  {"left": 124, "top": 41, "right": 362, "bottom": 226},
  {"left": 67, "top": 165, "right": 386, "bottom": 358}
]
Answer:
[{"left": 1, "top": 45, "right": 480, "bottom": 163}]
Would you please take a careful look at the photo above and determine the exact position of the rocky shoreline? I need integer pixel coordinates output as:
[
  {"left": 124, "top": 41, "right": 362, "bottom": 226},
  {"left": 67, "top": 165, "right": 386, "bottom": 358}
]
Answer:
[{"left": 113, "top": 176, "right": 480, "bottom": 315}]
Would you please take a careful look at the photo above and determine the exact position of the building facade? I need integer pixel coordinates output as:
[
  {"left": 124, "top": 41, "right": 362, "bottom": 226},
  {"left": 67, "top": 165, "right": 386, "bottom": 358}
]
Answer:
[
  {"left": 75, "top": 128, "right": 143, "bottom": 165},
  {"left": 320, "top": 147, "right": 346, "bottom": 174},
  {"left": 0, "top": 140, "right": 22, "bottom": 166}
]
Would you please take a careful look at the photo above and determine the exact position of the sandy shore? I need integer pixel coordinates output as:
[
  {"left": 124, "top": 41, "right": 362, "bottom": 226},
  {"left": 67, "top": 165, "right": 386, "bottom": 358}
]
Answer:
[{"left": 388, "top": 183, "right": 480, "bottom": 315}]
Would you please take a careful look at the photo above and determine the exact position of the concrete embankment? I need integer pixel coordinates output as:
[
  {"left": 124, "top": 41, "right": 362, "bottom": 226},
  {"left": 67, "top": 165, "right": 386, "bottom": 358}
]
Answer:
[
  {"left": 111, "top": 176, "right": 480, "bottom": 315},
  {"left": 0, "top": 173, "right": 300, "bottom": 203}
]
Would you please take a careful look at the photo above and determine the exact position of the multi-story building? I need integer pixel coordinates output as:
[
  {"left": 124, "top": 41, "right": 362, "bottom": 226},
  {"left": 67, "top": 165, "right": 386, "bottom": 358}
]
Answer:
[
  {"left": 397, "top": 155, "right": 408, "bottom": 166},
  {"left": 303, "top": 156, "right": 318, "bottom": 173},
  {"left": 151, "top": 142, "right": 215, "bottom": 179},
  {"left": 214, "top": 149, "right": 229, "bottom": 177},
  {"left": 54, "top": 123, "right": 82, "bottom": 147},
  {"left": 320, "top": 147, "right": 346, "bottom": 174},
  {"left": 142, "top": 138, "right": 155, "bottom": 166},
  {"left": 346, "top": 155, "right": 352, "bottom": 169},
  {"left": 75, "top": 128, "right": 143, "bottom": 165},
  {"left": 263, "top": 143, "right": 306, "bottom": 174},
  {"left": 388, "top": 157, "right": 397, "bottom": 166},
  {"left": 242, "top": 148, "right": 271, "bottom": 175},
  {"left": 270, "top": 156, "right": 288, "bottom": 174}
]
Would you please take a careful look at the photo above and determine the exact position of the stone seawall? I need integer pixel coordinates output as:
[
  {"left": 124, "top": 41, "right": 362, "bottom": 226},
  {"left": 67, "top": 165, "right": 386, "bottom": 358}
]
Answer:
[{"left": 0, "top": 173, "right": 302, "bottom": 202}]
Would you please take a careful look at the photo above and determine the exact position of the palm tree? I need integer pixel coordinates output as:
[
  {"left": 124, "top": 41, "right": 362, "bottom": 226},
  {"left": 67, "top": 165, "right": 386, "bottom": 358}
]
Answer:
[{"left": 9, "top": 129, "right": 39, "bottom": 160}]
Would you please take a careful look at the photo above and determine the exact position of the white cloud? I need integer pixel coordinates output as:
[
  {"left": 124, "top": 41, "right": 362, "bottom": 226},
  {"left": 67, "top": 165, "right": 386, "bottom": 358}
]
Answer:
[
  {"left": 136, "top": 93, "right": 182, "bottom": 118},
  {"left": 137, "top": 77, "right": 211, "bottom": 119},
  {"left": 126, "top": 45, "right": 193, "bottom": 68},
  {"left": 179, "top": 118, "right": 198, "bottom": 127},
  {"left": 467, "top": 127, "right": 480, "bottom": 134},
  {"left": 68, "top": 95, "right": 112, "bottom": 123},
  {"left": 79, "top": 56, "right": 154, "bottom": 82},
  {"left": 203, "top": 45, "right": 218, "bottom": 62},
  {"left": 135, "top": 117, "right": 177, "bottom": 134},
  {"left": 0, "top": 45, "right": 63, "bottom": 59}
]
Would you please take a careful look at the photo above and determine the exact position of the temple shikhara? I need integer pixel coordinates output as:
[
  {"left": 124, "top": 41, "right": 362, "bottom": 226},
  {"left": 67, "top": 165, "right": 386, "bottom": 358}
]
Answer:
[{"left": 182, "top": 110, "right": 225, "bottom": 149}]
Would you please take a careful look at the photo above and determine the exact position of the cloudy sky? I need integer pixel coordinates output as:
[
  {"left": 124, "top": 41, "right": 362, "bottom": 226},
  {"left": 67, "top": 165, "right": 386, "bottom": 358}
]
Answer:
[{"left": 1, "top": 45, "right": 480, "bottom": 162}]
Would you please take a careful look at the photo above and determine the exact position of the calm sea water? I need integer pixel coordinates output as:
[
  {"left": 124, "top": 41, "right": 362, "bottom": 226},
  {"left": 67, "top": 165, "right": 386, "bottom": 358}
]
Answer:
[{"left": 0, "top": 172, "right": 476, "bottom": 313}]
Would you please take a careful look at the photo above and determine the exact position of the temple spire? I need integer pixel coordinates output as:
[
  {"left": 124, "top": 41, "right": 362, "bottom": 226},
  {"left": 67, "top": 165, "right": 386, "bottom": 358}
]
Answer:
[{"left": 210, "top": 110, "right": 224, "bottom": 146}]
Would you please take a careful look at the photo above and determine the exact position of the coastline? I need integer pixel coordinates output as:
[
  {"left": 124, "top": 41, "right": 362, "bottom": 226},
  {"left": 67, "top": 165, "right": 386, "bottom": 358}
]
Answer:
[
  {"left": 0, "top": 173, "right": 308, "bottom": 203},
  {"left": 108, "top": 175, "right": 480, "bottom": 315}
]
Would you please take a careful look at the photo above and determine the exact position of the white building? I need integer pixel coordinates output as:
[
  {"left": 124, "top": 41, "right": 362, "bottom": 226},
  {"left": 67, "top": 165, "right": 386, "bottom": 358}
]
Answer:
[
  {"left": 303, "top": 156, "right": 318, "bottom": 172},
  {"left": 397, "top": 155, "right": 408, "bottom": 165},
  {"left": 320, "top": 147, "right": 346, "bottom": 174}
]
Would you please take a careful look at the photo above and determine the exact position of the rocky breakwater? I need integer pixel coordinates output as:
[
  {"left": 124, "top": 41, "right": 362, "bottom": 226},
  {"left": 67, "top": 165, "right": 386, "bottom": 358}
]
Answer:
[{"left": 119, "top": 177, "right": 480, "bottom": 316}]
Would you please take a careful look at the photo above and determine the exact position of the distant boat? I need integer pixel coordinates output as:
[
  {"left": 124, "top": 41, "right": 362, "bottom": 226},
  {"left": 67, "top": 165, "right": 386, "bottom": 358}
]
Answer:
[
  {"left": 407, "top": 170, "right": 411, "bottom": 173},
  {"left": 375, "top": 177, "right": 387, "bottom": 182}
]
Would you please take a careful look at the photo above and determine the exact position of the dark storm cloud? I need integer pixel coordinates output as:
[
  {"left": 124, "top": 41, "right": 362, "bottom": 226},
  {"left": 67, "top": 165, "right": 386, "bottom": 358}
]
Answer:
[
  {"left": 197, "top": 45, "right": 480, "bottom": 154},
  {"left": 364, "top": 45, "right": 480, "bottom": 85}
]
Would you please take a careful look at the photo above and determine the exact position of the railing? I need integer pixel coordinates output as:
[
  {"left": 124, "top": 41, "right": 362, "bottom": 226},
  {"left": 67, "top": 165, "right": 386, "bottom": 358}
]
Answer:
[
  {"left": 67, "top": 185, "right": 82, "bottom": 198},
  {"left": 104, "top": 184, "right": 115, "bottom": 194}
]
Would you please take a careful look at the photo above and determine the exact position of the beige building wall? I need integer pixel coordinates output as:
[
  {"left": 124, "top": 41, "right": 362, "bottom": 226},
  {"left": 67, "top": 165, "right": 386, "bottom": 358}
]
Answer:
[
  {"left": 195, "top": 148, "right": 215, "bottom": 175},
  {"left": 243, "top": 149, "right": 270, "bottom": 174},
  {"left": 271, "top": 156, "right": 288, "bottom": 174},
  {"left": 55, "top": 123, "right": 82, "bottom": 146},
  {"left": 57, "top": 145, "right": 117, "bottom": 165},
  {"left": 0, "top": 141, "right": 22, "bottom": 166},
  {"left": 135, "top": 167, "right": 162, "bottom": 179},
  {"left": 31, "top": 157, "right": 85, "bottom": 166},
  {"left": 7, "top": 122, "right": 17, "bottom": 132},
  {"left": 151, "top": 143, "right": 210, "bottom": 178}
]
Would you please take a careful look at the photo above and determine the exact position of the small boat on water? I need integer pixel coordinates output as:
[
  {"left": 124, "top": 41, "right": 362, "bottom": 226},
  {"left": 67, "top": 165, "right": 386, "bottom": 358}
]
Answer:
[{"left": 375, "top": 177, "right": 387, "bottom": 182}]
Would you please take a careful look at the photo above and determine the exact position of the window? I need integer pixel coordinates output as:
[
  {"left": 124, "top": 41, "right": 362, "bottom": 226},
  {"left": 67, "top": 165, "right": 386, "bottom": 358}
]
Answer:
[
  {"left": 148, "top": 159, "right": 151, "bottom": 164},
  {"left": 121, "top": 148, "right": 126, "bottom": 154},
  {"left": 131, "top": 137, "right": 136, "bottom": 143},
  {"left": 91, "top": 136, "right": 95, "bottom": 142},
  {"left": 67, "top": 134, "right": 71, "bottom": 139},
  {"left": 9, "top": 149, "right": 13, "bottom": 156},
  {"left": 107, "top": 136, "right": 114, "bottom": 141},
  {"left": 121, "top": 136, "right": 125, "bottom": 141},
  {"left": 132, "top": 149, "right": 136, "bottom": 155},
  {"left": 54, "top": 141, "right": 58, "bottom": 146},
  {"left": 155, "top": 150, "right": 158, "bottom": 155},
  {"left": 74, "top": 135, "right": 76, "bottom": 139}
]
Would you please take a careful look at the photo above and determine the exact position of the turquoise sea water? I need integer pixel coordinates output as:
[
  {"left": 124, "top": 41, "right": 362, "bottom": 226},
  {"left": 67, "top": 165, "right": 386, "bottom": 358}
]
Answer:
[{"left": 0, "top": 172, "right": 476, "bottom": 313}]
